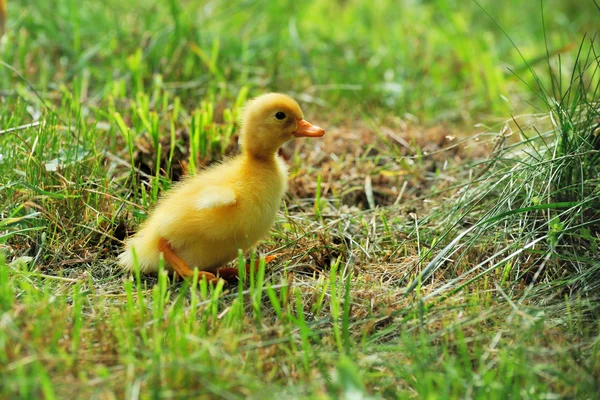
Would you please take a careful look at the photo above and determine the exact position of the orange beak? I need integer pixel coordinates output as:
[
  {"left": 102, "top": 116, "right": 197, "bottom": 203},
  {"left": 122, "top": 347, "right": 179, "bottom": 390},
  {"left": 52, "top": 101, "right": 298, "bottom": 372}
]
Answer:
[{"left": 292, "top": 119, "right": 325, "bottom": 138}]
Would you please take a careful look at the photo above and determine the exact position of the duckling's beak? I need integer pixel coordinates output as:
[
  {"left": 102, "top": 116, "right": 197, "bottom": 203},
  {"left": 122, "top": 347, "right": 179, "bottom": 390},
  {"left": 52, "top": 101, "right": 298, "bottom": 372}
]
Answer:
[{"left": 293, "top": 119, "right": 325, "bottom": 138}]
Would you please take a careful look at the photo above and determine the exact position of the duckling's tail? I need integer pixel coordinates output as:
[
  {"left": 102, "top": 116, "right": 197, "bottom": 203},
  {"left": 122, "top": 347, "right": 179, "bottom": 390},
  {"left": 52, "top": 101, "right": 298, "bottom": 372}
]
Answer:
[{"left": 117, "top": 230, "right": 161, "bottom": 274}]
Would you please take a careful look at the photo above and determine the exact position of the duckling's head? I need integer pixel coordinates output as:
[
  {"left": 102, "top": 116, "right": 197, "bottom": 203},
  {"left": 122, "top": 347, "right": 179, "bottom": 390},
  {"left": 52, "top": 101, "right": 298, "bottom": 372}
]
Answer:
[{"left": 240, "top": 93, "right": 325, "bottom": 159}]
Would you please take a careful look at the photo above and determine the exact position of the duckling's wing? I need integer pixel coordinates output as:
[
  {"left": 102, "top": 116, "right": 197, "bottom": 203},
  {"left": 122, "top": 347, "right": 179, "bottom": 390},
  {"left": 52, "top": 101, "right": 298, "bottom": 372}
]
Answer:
[{"left": 195, "top": 186, "right": 237, "bottom": 210}]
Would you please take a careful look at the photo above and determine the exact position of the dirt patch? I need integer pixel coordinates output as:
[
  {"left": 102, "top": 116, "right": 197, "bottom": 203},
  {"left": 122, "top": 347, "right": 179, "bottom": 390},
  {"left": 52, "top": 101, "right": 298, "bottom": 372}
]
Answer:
[{"left": 287, "top": 120, "right": 488, "bottom": 208}]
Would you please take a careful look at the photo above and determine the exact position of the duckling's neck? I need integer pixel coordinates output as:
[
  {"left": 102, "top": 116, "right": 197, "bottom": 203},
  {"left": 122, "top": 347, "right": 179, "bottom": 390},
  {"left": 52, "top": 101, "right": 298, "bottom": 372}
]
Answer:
[
  {"left": 242, "top": 149, "right": 280, "bottom": 164},
  {"left": 240, "top": 124, "right": 285, "bottom": 161}
]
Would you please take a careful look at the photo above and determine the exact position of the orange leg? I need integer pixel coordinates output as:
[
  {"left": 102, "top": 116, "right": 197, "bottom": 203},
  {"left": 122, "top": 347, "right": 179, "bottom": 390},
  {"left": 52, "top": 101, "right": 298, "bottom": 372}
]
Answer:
[
  {"left": 217, "top": 255, "right": 277, "bottom": 282},
  {"left": 158, "top": 238, "right": 221, "bottom": 284}
]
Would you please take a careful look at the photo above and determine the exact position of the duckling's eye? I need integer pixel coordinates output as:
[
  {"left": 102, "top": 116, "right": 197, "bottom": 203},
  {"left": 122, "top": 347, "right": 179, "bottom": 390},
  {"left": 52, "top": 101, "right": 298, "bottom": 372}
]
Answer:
[{"left": 275, "top": 111, "right": 286, "bottom": 120}]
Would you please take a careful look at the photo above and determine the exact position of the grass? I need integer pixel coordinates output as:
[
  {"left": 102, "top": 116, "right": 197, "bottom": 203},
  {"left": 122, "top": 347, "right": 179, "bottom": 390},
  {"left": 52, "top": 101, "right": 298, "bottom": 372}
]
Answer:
[{"left": 1, "top": 0, "right": 600, "bottom": 398}]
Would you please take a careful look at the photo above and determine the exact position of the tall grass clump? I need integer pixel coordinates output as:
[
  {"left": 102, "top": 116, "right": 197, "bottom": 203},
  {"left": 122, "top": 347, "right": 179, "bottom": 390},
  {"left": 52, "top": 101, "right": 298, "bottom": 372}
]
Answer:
[{"left": 408, "top": 31, "right": 600, "bottom": 303}]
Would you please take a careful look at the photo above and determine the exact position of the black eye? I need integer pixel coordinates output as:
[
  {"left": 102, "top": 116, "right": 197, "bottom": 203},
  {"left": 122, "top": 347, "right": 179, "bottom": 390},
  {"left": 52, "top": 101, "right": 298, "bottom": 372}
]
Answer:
[{"left": 275, "top": 111, "right": 286, "bottom": 120}]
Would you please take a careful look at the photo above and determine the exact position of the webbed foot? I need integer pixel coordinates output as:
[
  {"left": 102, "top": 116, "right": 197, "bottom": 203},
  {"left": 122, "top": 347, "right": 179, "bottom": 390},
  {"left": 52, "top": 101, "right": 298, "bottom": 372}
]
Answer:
[{"left": 158, "top": 238, "right": 222, "bottom": 285}]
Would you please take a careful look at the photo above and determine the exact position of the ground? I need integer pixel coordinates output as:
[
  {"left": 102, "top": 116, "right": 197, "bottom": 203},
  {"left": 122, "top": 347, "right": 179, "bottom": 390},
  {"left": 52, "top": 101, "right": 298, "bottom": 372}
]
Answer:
[{"left": 1, "top": 1, "right": 600, "bottom": 399}]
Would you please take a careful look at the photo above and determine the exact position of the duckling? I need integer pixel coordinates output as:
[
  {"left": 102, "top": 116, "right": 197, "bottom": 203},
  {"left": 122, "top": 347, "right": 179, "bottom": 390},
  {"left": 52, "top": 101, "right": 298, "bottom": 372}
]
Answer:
[{"left": 118, "top": 93, "right": 325, "bottom": 282}]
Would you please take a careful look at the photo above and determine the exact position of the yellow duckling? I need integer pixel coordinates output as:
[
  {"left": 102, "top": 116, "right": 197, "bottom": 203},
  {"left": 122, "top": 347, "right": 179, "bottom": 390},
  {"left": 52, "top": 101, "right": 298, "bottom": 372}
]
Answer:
[{"left": 118, "top": 93, "right": 325, "bottom": 282}]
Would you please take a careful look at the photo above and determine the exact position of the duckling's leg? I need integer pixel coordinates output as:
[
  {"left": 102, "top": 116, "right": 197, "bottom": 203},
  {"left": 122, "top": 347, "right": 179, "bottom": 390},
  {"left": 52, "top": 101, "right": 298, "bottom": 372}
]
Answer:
[
  {"left": 217, "top": 255, "right": 277, "bottom": 282},
  {"left": 157, "top": 238, "right": 221, "bottom": 284}
]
